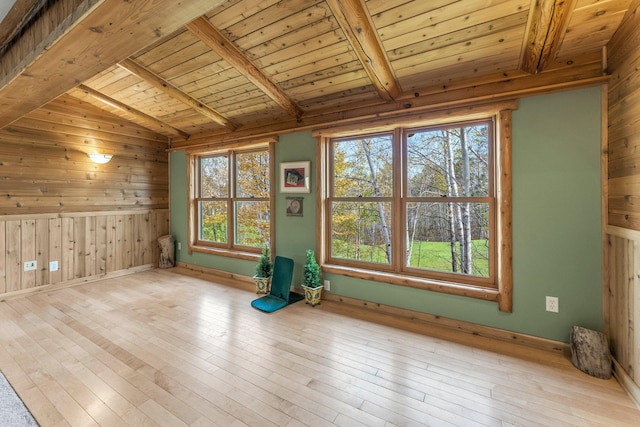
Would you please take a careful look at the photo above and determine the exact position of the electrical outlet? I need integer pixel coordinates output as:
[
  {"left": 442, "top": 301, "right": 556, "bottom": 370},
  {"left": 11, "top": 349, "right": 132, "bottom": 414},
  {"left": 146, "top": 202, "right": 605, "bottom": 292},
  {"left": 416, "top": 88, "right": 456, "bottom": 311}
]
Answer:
[
  {"left": 177, "top": 242, "right": 182, "bottom": 251},
  {"left": 546, "top": 296, "right": 559, "bottom": 313},
  {"left": 50, "top": 261, "right": 59, "bottom": 272},
  {"left": 324, "top": 279, "right": 330, "bottom": 291},
  {"left": 24, "top": 261, "right": 37, "bottom": 271}
]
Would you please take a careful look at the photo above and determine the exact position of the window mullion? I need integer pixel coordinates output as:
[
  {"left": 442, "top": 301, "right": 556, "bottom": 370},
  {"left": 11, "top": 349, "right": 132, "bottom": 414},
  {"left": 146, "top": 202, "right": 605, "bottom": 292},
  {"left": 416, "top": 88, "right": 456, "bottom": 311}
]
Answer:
[
  {"left": 394, "top": 127, "right": 403, "bottom": 271},
  {"left": 228, "top": 152, "right": 235, "bottom": 249}
]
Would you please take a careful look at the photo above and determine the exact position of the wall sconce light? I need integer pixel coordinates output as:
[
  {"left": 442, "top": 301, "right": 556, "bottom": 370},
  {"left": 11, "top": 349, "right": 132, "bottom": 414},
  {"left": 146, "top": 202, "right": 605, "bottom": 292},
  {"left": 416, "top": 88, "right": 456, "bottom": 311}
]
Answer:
[{"left": 88, "top": 153, "right": 113, "bottom": 164}]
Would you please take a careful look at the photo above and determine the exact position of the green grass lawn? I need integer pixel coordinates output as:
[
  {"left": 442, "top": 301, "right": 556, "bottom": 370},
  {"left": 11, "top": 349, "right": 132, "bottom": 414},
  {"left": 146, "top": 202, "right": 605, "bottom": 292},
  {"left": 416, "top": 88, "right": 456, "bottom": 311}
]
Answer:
[{"left": 333, "top": 239, "right": 489, "bottom": 277}]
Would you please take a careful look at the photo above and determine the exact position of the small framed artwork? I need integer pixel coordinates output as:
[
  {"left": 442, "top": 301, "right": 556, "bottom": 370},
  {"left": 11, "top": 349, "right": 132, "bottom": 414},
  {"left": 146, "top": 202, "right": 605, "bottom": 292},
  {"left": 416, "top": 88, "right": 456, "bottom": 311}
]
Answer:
[
  {"left": 286, "top": 197, "right": 304, "bottom": 216},
  {"left": 280, "top": 161, "right": 310, "bottom": 193}
]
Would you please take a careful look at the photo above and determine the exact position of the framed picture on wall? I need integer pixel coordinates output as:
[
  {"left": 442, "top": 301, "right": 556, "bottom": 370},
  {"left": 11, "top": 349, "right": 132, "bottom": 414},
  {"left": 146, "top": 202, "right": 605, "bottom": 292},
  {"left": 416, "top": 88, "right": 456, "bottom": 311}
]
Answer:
[
  {"left": 286, "top": 197, "right": 304, "bottom": 216},
  {"left": 280, "top": 161, "right": 310, "bottom": 193}
]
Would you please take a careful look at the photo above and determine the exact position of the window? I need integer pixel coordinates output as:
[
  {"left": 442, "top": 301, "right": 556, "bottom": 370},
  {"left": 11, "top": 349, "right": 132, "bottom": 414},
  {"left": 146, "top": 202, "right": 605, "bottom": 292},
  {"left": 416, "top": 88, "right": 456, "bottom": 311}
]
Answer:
[
  {"left": 189, "top": 144, "right": 273, "bottom": 259},
  {"left": 319, "top": 106, "right": 513, "bottom": 311}
]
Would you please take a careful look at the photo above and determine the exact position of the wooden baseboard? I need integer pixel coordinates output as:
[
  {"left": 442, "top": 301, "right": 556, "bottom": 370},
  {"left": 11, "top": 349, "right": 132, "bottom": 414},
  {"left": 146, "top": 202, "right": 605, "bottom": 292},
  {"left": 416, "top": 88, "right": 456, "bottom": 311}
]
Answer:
[
  {"left": 613, "top": 358, "right": 640, "bottom": 410},
  {"left": 173, "top": 262, "right": 256, "bottom": 292},
  {"left": 175, "top": 261, "right": 569, "bottom": 355},
  {"left": 319, "top": 291, "right": 569, "bottom": 355},
  {"left": 0, "top": 264, "right": 154, "bottom": 302}
]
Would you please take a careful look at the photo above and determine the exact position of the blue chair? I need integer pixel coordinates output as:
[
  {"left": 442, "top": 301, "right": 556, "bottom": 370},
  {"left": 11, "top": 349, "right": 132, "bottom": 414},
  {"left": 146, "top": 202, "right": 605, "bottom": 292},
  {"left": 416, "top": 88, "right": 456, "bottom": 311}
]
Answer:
[{"left": 251, "top": 256, "right": 294, "bottom": 313}]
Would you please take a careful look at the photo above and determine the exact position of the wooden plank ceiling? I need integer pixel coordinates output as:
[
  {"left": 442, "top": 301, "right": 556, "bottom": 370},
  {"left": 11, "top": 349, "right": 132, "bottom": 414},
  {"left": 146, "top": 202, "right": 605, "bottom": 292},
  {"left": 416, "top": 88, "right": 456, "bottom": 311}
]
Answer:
[{"left": 0, "top": 0, "right": 634, "bottom": 146}]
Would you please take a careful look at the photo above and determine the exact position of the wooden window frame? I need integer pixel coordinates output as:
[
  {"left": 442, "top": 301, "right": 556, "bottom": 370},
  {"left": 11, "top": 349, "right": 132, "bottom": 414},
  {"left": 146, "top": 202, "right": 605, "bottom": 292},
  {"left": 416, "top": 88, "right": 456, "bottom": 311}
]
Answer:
[
  {"left": 187, "top": 142, "right": 275, "bottom": 262},
  {"left": 316, "top": 104, "right": 514, "bottom": 312}
]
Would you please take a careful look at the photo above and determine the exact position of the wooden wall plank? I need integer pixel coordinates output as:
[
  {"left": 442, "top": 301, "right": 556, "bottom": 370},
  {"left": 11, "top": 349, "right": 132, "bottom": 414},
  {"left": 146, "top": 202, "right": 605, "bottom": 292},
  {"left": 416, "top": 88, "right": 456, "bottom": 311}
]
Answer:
[
  {"left": 5, "top": 221, "right": 21, "bottom": 293},
  {"left": 85, "top": 216, "right": 97, "bottom": 277},
  {"left": 0, "top": 221, "right": 5, "bottom": 294},
  {"left": 115, "top": 215, "right": 126, "bottom": 271},
  {"left": 633, "top": 239, "right": 640, "bottom": 382},
  {"left": 106, "top": 215, "right": 117, "bottom": 274},
  {"left": 0, "top": 89, "right": 168, "bottom": 216},
  {"left": 0, "top": 209, "right": 168, "bottom": 298},
  {"left": 21, "top": 220, "right": 36, "bottom": 289},
  {"left": 35, "top": 219, "right": 49, "bottom": 286},
  {"left": 73, "top": 217, "right": 85, "bottom": 279},
  {"left": 61, "top": 217, "right": 74, "bottom": 282},
  {"left": 96, "top": 216, "right": 107, "bottom": 275},
  {"left": 125, "top": 214, "right": 134, "bottom": 269},
  {"left": 49, "top": 217, "right": 62, "bottom": 285}
]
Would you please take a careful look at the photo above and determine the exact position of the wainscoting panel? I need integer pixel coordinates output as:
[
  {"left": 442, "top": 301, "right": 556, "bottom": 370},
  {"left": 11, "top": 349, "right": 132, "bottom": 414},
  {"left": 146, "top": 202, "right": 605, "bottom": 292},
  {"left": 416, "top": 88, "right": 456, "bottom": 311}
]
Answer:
[
  {"left": 606, "top": 226, "right": 640, "bottom": 406},
  {"left": 0, "top": 209, "right": 169, "bottom": 297}
]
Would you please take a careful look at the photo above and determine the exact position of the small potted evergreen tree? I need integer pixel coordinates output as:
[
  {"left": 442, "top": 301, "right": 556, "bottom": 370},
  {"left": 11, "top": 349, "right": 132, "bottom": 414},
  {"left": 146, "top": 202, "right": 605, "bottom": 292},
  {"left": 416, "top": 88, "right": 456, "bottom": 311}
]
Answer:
[
  {"left": 253, "top": 245, "right": 272, "bottom": 294},
  {"left": 302, "top": 249, "right": 323, "bottom": 306}
]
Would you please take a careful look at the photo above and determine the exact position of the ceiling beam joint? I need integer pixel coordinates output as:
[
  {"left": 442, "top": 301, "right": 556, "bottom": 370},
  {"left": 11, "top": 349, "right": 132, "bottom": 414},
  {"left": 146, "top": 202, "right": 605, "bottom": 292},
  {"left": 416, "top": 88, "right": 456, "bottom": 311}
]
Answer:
[
  {"left": 325, "top": 0, "right": 402, "bottom": 101},
  {"left": 185, "top": 16, "right": 304, "bottom": 120},
  {"left": 77, "top": 84, "right": 191, "bottom": 139},
  {"left": 520, "top": 0, "right": 576, "bottom": 74},
  {"left": 118, "top": 58, "right": 237, "bottom": 131}
]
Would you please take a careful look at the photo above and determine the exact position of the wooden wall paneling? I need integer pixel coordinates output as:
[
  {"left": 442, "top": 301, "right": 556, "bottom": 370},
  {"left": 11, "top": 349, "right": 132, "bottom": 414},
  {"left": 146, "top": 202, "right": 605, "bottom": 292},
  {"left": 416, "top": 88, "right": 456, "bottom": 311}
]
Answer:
[
  {"left": 96, "top": 216, "right": 108, "bottom": 275},
  {"left": 135, "top": 212, "right": 150, "bottom": 266},
  {"left": 115, "top": 215, "right": 126, "bottom": 271},
  {"left": 61, "top": 217, "right": 74, "bottom": 282},
  {"left": 634, "top": 238, "right": 640, "bottom": 384},
  {"left": 35, "top": 218, "right": 49, "bottom": 286},
  {"left": 150, "top": 211, "right": 159, "bottom": 267},
  {"left": 607, "top": 230, "right": 640, "bottom": 389},
  {"left": 106, "top": 215, "right": 117, "bottom": 273},
  {"left": 20, "top": 219, "right": 36, "bottom": 289},
  {"left": 85, "top": 216, "right": 97, "bottom": 277},
  {"left": 6, "top": 220, "right": 21, "bottom": 293},
  {"left": 125, "top": 214, "right": 134, "bottom": 269},
  {"left": 608, "top": 235, "right": 624, "bottom": 367},
  {"left": 0, "top": 210, "right": 169, "bottom": 298},
  {"left": 49, "top": 217, "right": 62, "bottom": 285},
  {"left": 0, "top": 221, "right": 5, "bottom": 294},
  {"left": 73, "top": 217, "right": 85, "bottom": 279}
]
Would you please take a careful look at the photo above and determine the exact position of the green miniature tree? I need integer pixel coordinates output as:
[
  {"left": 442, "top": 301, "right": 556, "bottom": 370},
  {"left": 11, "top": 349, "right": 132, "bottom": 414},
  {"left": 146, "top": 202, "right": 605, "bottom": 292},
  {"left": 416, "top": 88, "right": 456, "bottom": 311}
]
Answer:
[
  {"left": 303, "top": 249, "right": 321, "bottom": 288},
  {"left": 255, "top": 246, "right": 272, "bottom": 278}
]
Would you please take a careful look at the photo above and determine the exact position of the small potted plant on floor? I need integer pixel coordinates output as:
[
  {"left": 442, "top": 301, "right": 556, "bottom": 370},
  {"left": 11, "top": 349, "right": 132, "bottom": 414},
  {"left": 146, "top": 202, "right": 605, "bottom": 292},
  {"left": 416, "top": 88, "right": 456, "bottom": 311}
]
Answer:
[
  {"left": 253, "top": 245, "right": 272, "bottom": 294},
  {"left": 302, "top": 249, "right": 323, "bottom": 306}
]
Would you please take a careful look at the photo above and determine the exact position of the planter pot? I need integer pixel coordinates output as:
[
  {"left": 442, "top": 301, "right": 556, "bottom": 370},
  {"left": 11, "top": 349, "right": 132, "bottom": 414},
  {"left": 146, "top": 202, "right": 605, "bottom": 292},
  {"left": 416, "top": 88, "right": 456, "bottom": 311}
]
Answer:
[
  {"left": 302, "top": 284, "right": 324, "bottom": 306},
  {"left": 253, "top": 275, "right": 271, "bottom": 294}
]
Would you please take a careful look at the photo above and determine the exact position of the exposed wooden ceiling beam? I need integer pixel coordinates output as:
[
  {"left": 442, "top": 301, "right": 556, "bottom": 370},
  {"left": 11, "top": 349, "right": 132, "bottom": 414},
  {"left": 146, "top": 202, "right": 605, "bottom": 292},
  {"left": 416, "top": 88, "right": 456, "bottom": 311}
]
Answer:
[
  {"left": 0, "top": 0, "right": 40, "bottom": 49},
  {"left": 520, "top": 0, "right": 575, "bottom": 74},
  {"left": 0, "top": 0, "right": 229, "bottom": 130},
  {"left": 325, "top": 0, "right": 401, "bottom": 101},
  {"left": 117, "top": 58, "right": 237, "bottom": 131},
  {"left": 185, "top": 16, "right": 304, "bottom": 119},
  {"left": 77, "top": 84, "right": 190, "bottom": 139}
]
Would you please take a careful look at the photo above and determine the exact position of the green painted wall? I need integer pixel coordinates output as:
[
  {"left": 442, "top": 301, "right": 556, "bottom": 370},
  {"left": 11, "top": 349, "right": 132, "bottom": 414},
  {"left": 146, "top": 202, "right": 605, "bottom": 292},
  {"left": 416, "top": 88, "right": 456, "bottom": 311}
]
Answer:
[{"left": 171, "top": 87, "right": 602, "bottom": 342}]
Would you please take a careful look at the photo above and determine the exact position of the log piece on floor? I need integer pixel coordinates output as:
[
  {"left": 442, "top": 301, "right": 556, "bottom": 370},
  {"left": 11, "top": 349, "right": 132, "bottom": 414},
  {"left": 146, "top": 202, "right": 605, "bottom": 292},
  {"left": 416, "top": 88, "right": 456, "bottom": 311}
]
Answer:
[{"left": 570, "top": 325, "right": 612, "bottom": 379}]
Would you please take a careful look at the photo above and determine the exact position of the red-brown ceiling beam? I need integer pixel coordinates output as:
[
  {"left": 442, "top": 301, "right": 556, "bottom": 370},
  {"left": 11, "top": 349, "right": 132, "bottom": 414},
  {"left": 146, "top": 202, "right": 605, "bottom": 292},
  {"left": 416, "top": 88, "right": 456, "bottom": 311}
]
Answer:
[
  {"left": 0, "top": 0, "right": 229, "bottom": 130},
  {"left": 77, "top": 84, "right": 191, "bottom": 139},
  {"left": 325, "top": 0, "right": 401, "bottom": 101},
  {"left": 185, "top": 16, "right": 304, "bottom": 119},
  {"left": 520, "top": 0, "right": 576, "bottom": 74},
  {"left": 118, "top": 58, "right": 237, "bottom": 131}
]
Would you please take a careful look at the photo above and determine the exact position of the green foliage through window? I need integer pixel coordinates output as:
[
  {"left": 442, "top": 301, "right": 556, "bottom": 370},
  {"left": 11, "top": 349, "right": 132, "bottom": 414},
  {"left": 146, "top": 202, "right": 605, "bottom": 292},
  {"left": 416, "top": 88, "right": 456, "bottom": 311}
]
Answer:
[
  {"left": 197, "top": 149, "right": 270, "bottom": 250},
  {"left": 328, "top": 121, "right": 493, "bottom": 280}
]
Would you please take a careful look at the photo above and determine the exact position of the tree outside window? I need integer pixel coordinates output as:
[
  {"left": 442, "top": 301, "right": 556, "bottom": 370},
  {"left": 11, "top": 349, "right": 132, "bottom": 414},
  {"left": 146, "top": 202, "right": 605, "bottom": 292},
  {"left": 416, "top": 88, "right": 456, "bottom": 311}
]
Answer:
[
  {"left": 324, "top": 116, "right": 509, "bottom": 297},
  {"left": 194, "top": 148, "right": 271, "bottom": 253}
]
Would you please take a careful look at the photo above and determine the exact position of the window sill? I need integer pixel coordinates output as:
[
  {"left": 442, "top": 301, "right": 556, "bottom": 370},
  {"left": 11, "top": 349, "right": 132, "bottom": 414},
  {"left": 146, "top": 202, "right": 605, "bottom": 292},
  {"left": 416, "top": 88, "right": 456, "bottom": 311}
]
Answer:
[
  {"left": 322, "top": 264, "right": 500, "bottom": 303},
  {"left": 189, "top": 244, "right": 260, "bottom": 262}
]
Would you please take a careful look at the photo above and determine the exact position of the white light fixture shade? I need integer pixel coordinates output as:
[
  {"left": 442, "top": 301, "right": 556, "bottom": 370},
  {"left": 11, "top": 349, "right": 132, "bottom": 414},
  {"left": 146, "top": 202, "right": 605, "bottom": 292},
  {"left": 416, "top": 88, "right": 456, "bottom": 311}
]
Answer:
[{"left": 88, "top": 153, "right": 113, "bottom": 164}]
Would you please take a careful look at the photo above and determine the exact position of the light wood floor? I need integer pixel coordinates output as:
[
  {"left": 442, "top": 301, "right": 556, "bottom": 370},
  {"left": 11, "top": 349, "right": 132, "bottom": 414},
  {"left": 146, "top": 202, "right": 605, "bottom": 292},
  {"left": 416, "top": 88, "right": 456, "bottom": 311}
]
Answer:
[{"left": 0, "top": 269, "right": 638, "bottom": 426}]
